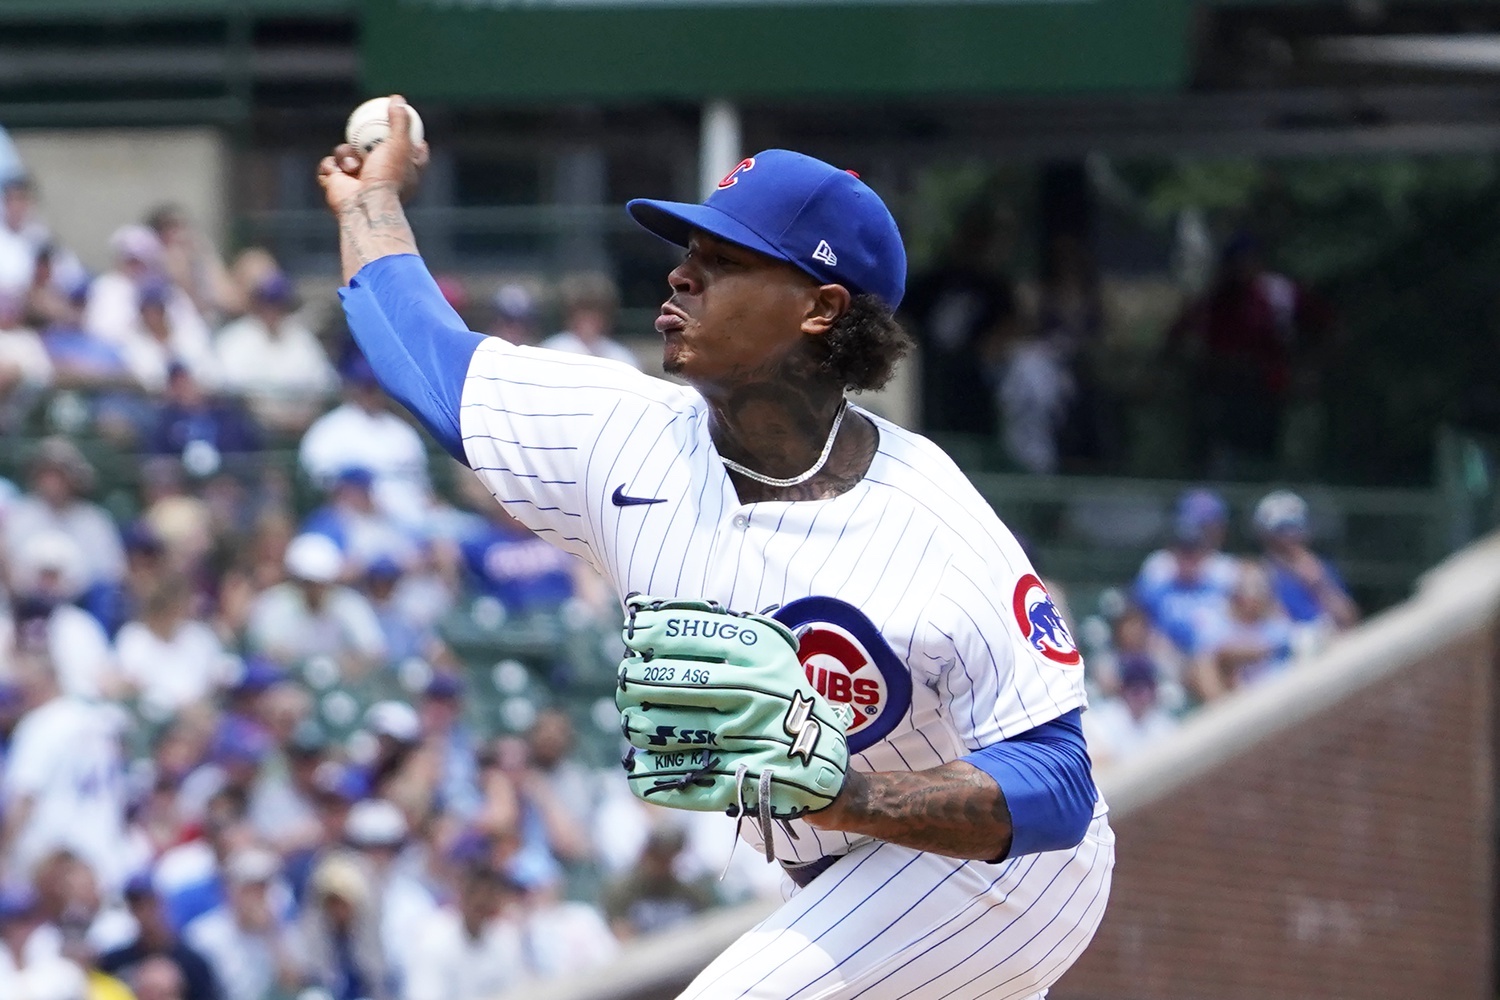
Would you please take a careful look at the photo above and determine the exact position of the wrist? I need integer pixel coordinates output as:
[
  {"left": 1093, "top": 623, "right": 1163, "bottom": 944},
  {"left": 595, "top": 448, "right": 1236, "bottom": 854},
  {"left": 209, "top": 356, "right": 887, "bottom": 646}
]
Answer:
[{"left": 804, "top": 767, "right": 870, "bottom": 831}]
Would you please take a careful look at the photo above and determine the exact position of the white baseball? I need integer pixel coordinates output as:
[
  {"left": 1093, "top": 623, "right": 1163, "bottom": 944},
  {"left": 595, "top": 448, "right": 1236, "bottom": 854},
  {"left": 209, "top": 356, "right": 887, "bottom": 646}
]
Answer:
[{"left": 345, "top": 97, "right": 425, "bottom": 154}]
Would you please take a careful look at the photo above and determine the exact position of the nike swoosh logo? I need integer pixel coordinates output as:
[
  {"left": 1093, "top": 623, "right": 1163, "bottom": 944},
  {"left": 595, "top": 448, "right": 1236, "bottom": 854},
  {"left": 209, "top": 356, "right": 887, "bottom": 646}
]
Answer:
[{"left": 612, "top": 485, "right": 668, "bottom": 507}]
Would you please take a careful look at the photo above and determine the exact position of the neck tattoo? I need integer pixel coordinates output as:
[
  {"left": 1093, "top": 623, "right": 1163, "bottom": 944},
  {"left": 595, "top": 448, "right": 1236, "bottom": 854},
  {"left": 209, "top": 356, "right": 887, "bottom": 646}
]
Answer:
[{"left": 721, "top": 398, "right": 850, "bottom": 488}]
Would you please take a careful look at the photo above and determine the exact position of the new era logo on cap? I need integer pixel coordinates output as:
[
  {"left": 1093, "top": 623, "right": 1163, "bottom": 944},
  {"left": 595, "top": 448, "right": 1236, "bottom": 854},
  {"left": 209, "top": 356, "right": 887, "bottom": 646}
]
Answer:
[{"left": 625, "top": 149, "right": 907, "bottom": 310}]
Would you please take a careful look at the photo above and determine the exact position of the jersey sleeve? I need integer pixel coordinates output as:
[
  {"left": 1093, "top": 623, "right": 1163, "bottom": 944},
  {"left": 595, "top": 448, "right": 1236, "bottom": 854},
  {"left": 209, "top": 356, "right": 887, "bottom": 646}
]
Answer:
[
  {"left": 924, "top": 558, "right": 1089, "bottom": 747},
  {"left": 459, "top": 325, "right": 690, "bottom": 566}
]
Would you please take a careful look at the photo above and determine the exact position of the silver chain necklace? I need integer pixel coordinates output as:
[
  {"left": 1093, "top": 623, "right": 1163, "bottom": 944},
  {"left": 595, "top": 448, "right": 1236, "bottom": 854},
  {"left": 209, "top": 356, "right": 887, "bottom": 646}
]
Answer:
[{"left": 721, "top": 399, "right": 849, "bottom": 488}]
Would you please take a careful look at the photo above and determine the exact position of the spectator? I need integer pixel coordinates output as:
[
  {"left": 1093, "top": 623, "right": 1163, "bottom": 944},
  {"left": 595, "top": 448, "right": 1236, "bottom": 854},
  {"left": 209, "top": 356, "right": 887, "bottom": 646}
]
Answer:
[
  {"left": 487, "top": 284, "right": 541, "bottom": 347},
  {"left": 295, "top": 852, "right": 390, "bottom": 1000},
  {"left": 144, "top": 365, "right": 262, "bottom": 468},
  {"left": 1081, "top": 655, "right": 1179, "bottom": 768},
  {"left": 601, "top": 824, "right": 714, "bottom": 940},
  {"left": 514, "top": 876, "right": 617, "bottom": 980},
  {"left": 1134, "top": 488, "right": 1237, "bottom": 675},
  {"left": 523, "top": 708, "right": 601, "bottom": 858},
  {"left": 298, "top": 357, "right": 432, "bottom": 530},
  {"left": 145, "top": 205, "right": 239, "bottom": 325},
  {"left": 1168, "top": 231, "right": 1336, "bottom": 476},
  {"left": 83, "top": 226, "right": 214, "bottom": 391},
  {"left": 300, "top": 468, "right": 416, "bottom": 576},
  {"left": 2, "top": 664, "right": 132, "bottom": 893},
  {"left": 248, "top": 719, "right": 327, "bottom": 856},
  {"left": 1252, "top": 489, "right": 1358, "bottom": 648},
  {"left": 0, "top": 285, "right": 53, "bottom": 426},
  {"left": 405, "top": 864, "right": 527, "bottom": 1000},
  {"left": 246, "top": 533, "right": 386, "bottom": 676},
  {"left": 903, "top": 204, "right": 1017, "bottom": 435},
  {"left": 157, "top": 784, "right": 258, "bottom": 930},
  {"left": 419, "top": 675, "right": 481, "bottom": 820},
  {"left": 991, "top": 319, "right": 1074, "bottom": 474},
  {"left": 1194, "top": 560, "right": 1296, "bottom": 700},
  {"left": 5, "top": 530, "right": 118, "bottom": 702},
  {"left": 131, "top": 955, "right": 188, "bottom": 1000},
  {"left": 539, "top": 272, "right": 639, "bottom": 369},
  {"left": 4, "top": 438, "right": 127, "bottom": 622},
  {"left": 0, "top": 887, "right": 73, "bottom": 993},
  {"left": 215, "top": 272, "right": 338, "bottom": 432},
  {"left": 114, "top": 576, "right": 230, "bottom": 718},
  {"left": 97, "top": 876, "right": 220, "bottom": 1000},
  {"left": 341, "top": 799, "right": 437, "bottom": 997},
  {"left": 2, "top": 177, "right": 86, "bottom": 310},
  {"left": 182, "top": 847, "right": 300, "bottom": 1000},
  {"left": 360, "top": 558, "right": 446, "bottom": 667}
]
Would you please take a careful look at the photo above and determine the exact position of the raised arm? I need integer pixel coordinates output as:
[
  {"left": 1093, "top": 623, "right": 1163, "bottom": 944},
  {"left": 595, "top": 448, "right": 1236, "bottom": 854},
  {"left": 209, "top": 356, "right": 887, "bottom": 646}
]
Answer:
[{"left": 317, "top": 96, "right": 428, "bottom": 283}]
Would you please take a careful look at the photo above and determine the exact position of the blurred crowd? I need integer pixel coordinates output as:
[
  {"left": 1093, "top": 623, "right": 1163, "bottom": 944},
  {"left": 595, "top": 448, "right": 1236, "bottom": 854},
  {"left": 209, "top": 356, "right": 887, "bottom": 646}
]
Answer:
[
  {"left": 0, "top": 171, "right": 767, "bottom": 1000},
  {"left": 1076, "top": 486, "right": 1359, "bottom": 768}
]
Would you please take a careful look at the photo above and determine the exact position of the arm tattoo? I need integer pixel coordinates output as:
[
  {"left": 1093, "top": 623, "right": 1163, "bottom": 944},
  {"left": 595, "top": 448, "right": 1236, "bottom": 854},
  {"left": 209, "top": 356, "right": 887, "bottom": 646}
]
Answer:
[
  {"left": 335, "top": 183, "right": 418, "bottom": 283},
  {"left": 816, "top": 762, "right": 1014, "bottom": 861}
]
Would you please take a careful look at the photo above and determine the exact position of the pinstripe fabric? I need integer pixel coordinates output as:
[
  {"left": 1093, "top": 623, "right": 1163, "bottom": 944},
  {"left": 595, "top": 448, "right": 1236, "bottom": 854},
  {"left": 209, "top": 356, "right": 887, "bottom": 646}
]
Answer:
[{"left": 459, "top": 340, "right": 1111, "bottom": 995}]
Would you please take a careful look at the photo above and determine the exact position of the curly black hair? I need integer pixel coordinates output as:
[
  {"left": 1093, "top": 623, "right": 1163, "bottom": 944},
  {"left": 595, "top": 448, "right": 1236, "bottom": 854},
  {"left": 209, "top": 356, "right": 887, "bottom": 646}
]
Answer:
[{"left": 811, "top": 293, "right": 913, "bottom": 393}]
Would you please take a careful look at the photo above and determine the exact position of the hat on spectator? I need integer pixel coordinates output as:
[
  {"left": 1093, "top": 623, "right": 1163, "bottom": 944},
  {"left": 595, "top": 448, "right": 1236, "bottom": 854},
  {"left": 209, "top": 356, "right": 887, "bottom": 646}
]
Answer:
[
  {"left": 225, "top": 847, "right": 280, "bottom": 885},
  {"left": 251, "top": 271, "right": 297, "bottom": 308},
  {"left": 123, "top": 871, "right": 157, "bottom": 901},
  {"left": 1118, "top": 654, "right": 1158, "bottom": 692},
  {"left": 424, "top": 673, "right": 463, "bottom": 700},
  {"left": 29, "top": 436, "right": 96, "bottom": 493},
  {"left": 341, "top": 354, "right": 379, "bottom": 387},
  {"left": 365, "top": 700, "right": 421, "bottom": 743},
  {"left": 493, "top": 283, "right": 537, "bottom": 323},
  {"left": 212, "top": 717, "right": 272, "bottom": 766},
  {"left": 110, "top": 224, "right": 165, "bottom": 268},
  {"left": 285, "top": 532, "right": 344, "bottom": 584},
  {"left": 333, "top": 466, "right": 375, "bottom": 490},
  {"left": 345, "top": 798, "right": 408, "bottom": 848},
  {"left": 231, "top": 655, "right": 287, "bottom": 696},
  {"left": 1253, "top": 489, "right": 1310, "bottom": 537},
  {"left": 365, "top": 555, "right": 403, "bottom": 582},
  {"left": 312, "top": 761, "right": 364, "bottom": 803},
  {"left": 311, "top": 854, "right": 372, "bottom": 907},
  {"left": 122, "top": 520, "right": 166, "bottom": 556},
  {"left": 138, "top": 278, "right": 172, "bottom": 309},
  {"left": 1172, "top": 488, "right": 1228, "bottom": 547}
]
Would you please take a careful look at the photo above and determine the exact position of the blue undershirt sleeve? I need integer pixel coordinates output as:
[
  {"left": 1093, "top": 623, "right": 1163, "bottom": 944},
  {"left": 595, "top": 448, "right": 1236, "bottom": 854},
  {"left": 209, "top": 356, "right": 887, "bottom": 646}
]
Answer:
[
  {"left": 961, "top": 708, "right": 1097, "bottom": 860},
  {"left": 337, "top": 253, "right": 484, "bottom": 464}
]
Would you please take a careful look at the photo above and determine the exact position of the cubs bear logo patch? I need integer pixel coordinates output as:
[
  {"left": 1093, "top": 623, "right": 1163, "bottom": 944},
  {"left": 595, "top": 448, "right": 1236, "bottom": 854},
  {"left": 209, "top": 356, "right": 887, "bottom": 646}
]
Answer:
[{"left": 1012, "top": 573, "right": 1081, "bottom": 666}]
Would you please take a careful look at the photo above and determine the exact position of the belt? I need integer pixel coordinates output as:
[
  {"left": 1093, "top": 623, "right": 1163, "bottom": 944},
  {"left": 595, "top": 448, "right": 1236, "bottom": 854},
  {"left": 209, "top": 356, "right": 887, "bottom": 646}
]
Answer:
[{"left": 781, "top": 855, "right": 841, "bottom": 888}]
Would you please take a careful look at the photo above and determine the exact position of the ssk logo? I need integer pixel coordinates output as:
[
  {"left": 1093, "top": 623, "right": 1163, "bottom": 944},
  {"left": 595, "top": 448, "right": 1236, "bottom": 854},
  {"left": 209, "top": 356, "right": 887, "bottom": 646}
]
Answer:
[
  {"left": 783, "top": 692, "right": 821, "bottom": 765},
  {"left": 646, "top": 726, "right": 717, "bottom": 747},
  {"left": 664, "top": 618, "right": 757, "bottom": 646}
]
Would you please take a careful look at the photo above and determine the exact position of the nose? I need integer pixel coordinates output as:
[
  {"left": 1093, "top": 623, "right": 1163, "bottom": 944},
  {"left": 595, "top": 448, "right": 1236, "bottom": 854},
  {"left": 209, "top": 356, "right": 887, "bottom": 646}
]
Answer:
[{"left": 668, "top": 259, "right": 698, "bottom": 296}]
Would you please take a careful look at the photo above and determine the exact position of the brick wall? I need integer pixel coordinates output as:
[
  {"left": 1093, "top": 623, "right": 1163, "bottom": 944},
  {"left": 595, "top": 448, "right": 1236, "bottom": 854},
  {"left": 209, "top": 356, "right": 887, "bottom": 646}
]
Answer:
[{"left": 1056, "top": 627, "right": 1496, "bottom": 1000}]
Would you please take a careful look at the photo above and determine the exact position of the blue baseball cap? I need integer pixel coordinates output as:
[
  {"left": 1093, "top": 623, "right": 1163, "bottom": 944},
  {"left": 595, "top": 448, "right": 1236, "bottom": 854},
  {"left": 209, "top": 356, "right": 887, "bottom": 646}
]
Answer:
[
  {"left": 627, "top": 149, "right": 907, "bottom": 311},
  {"left": 1173, "top": 488, "right": 1228, "bottom": 546}
]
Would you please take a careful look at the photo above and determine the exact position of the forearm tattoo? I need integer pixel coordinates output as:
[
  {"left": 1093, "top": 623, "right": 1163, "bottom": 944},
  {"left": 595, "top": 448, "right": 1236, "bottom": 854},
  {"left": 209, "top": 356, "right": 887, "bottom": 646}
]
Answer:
[
  {"left": 336, "top": 183, "right": 418, "bottom": 282},
  {"left": 827, "top": 762, "right": 1014, "bottom": 861}
]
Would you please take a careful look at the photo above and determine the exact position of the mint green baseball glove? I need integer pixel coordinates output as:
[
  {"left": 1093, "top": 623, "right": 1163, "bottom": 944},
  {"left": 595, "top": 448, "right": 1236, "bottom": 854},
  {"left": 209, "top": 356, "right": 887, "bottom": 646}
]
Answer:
[{"left": 616, "top": 594, "right": 850, "bottom": 858}]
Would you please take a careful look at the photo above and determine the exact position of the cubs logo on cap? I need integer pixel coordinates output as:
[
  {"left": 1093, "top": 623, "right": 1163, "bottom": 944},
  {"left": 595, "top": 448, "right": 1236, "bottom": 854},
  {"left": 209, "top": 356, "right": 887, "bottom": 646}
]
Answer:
[
  {"left": 626, "top": 148, "right": 908, "bottom": 311},
  {"left": 1013, "top": 573, "right": 1080, "bottom": 666},
  {"left": 773, "top": 596, "right": 912, "bottom": 754}
]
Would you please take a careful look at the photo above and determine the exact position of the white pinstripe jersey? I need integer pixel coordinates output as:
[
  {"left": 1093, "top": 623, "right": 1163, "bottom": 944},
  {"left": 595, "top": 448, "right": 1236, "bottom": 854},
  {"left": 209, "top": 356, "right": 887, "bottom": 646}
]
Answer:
[{"left": 460, "top": 338, "right": 1090, "bottom": 863}]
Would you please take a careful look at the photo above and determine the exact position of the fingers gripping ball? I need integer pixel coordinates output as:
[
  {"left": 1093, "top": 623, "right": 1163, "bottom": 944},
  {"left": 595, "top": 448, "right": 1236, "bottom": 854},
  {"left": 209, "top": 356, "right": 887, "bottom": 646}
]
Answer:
[
  {"left": 345, "top": 97, "right": 425, "bottom": 153},
  {"left": 616, "top": 595, "right": 850, "bottom": 859}
]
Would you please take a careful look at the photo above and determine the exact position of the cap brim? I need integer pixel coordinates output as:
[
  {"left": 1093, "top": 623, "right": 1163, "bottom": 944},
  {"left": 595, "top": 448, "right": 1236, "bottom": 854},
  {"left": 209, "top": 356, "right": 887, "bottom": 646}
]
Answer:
[{"left": 626, "top": 199, "right": 789, "bottom": 264}]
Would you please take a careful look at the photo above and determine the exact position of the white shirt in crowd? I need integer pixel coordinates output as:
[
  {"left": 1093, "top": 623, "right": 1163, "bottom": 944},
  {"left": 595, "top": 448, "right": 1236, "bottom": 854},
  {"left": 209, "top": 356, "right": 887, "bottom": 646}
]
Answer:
[
  {"left": 299, "top": 403, "right": 432, "bottom": 528},
  {"left": 1082, "top": 697, "right": 1179, "bottom": 767},
  {"left": 0, "top": 325, "right": 53, "bottom": 388},
  {"left": 405, "top": 908, "right": 528, "bottom": 1000},
  {"left": 44, "top": 604, "right": 116, "bottom": 702},
  {"left": 539, "top": 330, "right": 641, "bottom": 370},
  {"left": 184, "top": 905, "right": 300, "bottom": 1000},
  {"left": 114, "top": 618, "right": 229, "bottom": 715},
  {"left": 517, "top": 900, "right": 618, "bottom": 980},
  {"left": 2, "top": 696, "right": 131, "bottom": 891},
  {"left": 215, "top": 314, "right": 338, "bottom": 402},
  {"left": 246, "top": 583, "right": 387, "bottom": 667},
  {"left": 83, "top": 271, "right": 219, "bottom": 391},
  {"left": 4, "top": 497, "right": 126, "bottom": 591}
]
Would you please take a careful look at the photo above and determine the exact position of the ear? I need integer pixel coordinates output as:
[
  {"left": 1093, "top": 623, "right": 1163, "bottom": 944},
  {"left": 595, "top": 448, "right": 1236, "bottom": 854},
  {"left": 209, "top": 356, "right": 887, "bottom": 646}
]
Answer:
[{"left": 800, "top": 284, "right": 852, "bottom": 337}]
